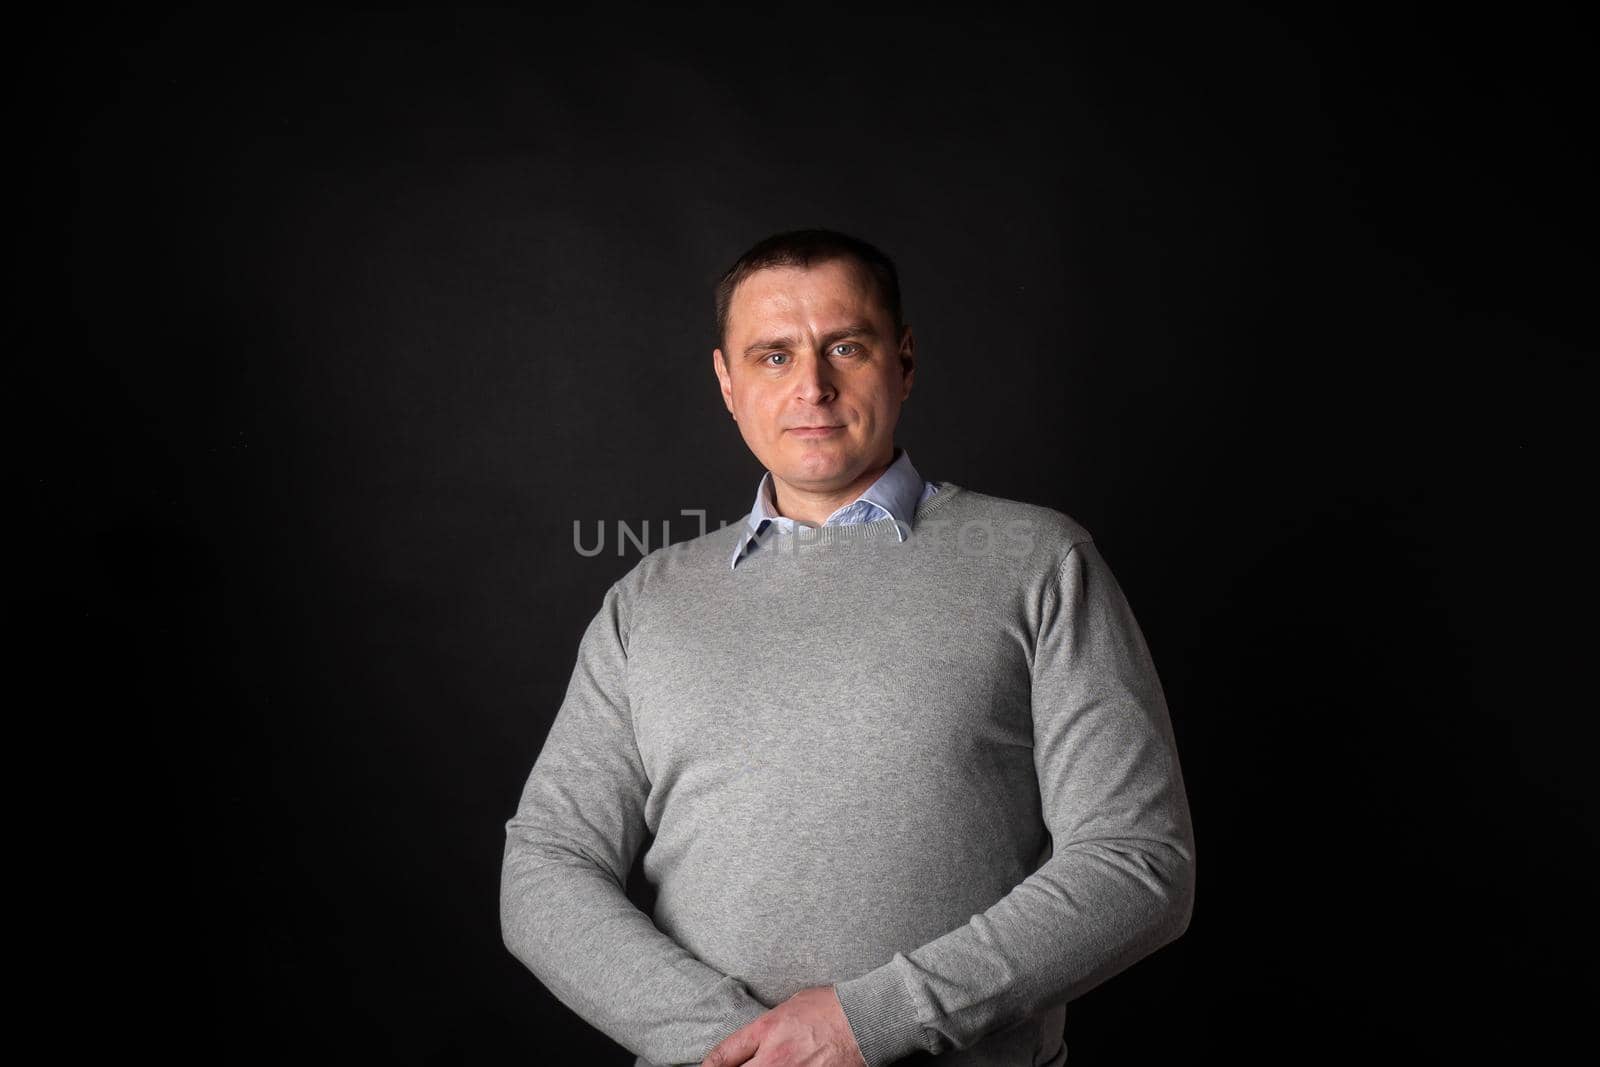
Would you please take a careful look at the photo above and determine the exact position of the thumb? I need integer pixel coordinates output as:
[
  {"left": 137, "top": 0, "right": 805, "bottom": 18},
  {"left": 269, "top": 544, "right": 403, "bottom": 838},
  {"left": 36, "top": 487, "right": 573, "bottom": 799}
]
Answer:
[{"left": 702, "top": 1021, "right": 762, "bottom": 1067}]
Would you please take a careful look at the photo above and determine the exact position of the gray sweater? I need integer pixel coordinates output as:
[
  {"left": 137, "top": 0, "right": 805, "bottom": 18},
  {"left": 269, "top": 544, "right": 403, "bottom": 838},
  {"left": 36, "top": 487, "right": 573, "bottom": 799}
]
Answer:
[{"left": 500, "top": 482, "right": 1196, "bottom": 1066}]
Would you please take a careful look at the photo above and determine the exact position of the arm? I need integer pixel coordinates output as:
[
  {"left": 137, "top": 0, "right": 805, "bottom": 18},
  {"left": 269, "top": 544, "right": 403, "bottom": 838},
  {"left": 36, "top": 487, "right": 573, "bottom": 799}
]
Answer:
[
  {"left": 832, "top": 539, "right": 1197, "bottom": 1065},
  {"left": 499, "top": 577, "right": 771, "bottom": 1065}
]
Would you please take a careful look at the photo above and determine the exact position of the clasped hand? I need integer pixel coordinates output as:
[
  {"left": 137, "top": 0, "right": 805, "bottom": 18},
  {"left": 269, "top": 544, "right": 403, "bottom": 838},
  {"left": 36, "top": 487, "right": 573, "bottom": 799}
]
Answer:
[{"left": 700, "top": 986, "right": 869, "bottom": 1067}]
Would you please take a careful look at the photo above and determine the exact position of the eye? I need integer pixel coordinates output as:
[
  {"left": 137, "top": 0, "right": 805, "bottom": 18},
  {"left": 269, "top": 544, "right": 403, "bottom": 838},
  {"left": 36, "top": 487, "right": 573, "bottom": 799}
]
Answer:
[
  {"left": 764, "top": 351, "right": 789, "bottom": 367},
  {"left": 831, "top": 342, "right": 860, "bottom": 357}
]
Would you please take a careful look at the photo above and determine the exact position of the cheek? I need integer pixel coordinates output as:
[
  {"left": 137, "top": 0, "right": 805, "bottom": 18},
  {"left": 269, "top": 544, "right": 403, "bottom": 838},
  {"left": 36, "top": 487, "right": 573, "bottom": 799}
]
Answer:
[
  {"left": 748, "top": 393, "right": 783, "bottom": 431},
  {"left": 866, "top": 381, "right": 903, "bottom": 415}
]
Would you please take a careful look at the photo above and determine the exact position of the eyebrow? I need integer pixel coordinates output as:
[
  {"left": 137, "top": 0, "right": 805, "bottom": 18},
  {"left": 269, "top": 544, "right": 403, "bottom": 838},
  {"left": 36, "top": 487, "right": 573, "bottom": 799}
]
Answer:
[{"left": 743, "top": 322, "right": 879, "bottom": 358}]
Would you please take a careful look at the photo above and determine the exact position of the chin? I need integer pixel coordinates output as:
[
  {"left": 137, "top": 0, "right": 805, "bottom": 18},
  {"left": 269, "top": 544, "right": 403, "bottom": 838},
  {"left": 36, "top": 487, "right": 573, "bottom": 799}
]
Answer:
[{"left": 778, "top": 450, "right": 843, "bottom": 474}]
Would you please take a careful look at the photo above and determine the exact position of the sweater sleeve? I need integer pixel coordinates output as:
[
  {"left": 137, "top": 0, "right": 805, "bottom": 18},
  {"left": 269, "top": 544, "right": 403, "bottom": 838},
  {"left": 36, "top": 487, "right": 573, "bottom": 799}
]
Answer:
[
  {"left": 832, "top": 538, "right": 1197, "bottom": 1065},
  {"left": 499, "top": 577, "right": 772, "bottom": 1065}
]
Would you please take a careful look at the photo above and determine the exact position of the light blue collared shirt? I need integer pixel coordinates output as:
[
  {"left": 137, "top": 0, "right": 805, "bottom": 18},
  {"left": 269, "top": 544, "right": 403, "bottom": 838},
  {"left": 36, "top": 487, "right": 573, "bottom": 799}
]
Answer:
[{"left": 730, "top": 446, "right": 938, "bottom": 569}]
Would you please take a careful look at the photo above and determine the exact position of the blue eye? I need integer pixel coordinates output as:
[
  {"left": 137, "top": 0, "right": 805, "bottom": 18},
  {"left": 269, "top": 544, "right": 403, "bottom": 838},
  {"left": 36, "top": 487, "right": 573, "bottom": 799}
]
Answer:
[
  {"left": 766, "top": 352, "right": 789, "bottom": 366},
  {"left": 832, "top": 343, "right": 859, "bottom": 356}
]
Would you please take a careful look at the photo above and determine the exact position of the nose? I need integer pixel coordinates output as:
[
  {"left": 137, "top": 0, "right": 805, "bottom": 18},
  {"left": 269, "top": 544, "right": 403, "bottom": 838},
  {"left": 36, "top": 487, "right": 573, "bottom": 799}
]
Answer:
[{"left": 795, "top": 350, "right": 837, "bottom": 405}]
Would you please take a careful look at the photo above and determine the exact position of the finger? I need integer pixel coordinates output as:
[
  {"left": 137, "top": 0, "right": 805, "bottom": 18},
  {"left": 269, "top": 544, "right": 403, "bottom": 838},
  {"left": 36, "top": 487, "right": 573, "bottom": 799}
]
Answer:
[{"left": 702, "top": 1023, "right": 762, "bottom": 1067}]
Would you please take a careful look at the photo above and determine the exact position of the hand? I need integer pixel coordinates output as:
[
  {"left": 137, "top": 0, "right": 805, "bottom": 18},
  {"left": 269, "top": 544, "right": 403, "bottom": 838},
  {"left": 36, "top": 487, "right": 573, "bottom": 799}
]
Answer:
[{"left": 700, "top": 985, "right": 869, "bottom": 1067}]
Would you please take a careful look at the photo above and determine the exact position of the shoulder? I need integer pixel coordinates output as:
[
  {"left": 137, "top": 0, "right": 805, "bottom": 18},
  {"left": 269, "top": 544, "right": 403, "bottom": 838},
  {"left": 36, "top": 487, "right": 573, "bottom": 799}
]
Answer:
[
  {"left": 936, "top": 483, "right": 1094, "bottom": 542},
  {"left": 921, "top": 482, "right": 1095, "bottom": 570},
  {"left": 604, "top": 514, "right": 746, "bottom": 610}
]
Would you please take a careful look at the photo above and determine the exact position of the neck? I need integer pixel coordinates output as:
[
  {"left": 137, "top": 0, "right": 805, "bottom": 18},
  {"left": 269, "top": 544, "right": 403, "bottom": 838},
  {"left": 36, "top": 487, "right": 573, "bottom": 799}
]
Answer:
[{"left": 770, "top": 450, "right": 897, "bottom": 526}]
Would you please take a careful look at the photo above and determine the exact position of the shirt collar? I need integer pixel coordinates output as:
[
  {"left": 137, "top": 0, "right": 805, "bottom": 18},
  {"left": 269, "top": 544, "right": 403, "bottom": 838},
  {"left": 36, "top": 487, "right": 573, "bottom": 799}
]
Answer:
[{"left": 729, "top": 446, "right": 927, "bottom": 569}]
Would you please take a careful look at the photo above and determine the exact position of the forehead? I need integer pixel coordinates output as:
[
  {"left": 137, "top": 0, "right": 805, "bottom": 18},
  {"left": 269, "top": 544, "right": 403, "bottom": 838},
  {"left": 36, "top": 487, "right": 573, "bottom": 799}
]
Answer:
[{"left": 726, "top": 258, "right": 890, "bottom": 339}]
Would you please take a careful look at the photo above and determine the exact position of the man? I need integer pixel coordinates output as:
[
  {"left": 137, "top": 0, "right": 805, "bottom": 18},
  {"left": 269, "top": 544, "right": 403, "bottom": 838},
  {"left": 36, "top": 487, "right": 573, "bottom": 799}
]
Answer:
[{"left": 500, "top": 229, "right": 1197, "bottom": 1067}]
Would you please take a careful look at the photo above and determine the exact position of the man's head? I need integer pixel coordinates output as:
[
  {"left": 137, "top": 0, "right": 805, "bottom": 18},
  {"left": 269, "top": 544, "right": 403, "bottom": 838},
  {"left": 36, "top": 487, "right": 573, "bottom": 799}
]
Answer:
[{"left": 711, "top": 229, "right": 915, "bottom": 506}]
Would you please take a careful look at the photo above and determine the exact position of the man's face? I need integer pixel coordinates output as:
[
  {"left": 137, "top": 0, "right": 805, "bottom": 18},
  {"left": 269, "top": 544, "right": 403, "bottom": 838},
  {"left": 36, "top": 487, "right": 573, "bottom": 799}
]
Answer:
[{"left": 712, "top": 257, "right": 915, "bottom": 499}]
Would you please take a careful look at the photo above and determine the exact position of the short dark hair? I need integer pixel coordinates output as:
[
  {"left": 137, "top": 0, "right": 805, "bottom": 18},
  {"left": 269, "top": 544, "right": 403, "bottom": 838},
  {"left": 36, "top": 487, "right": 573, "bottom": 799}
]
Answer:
[{"left": 714, "top": 228, "right": 904, "bottom": 351}]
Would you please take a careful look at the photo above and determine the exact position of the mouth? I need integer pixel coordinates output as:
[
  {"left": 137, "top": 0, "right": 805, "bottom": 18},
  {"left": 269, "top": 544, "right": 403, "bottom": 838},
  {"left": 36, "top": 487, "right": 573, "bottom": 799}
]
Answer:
[{"left": 786, "top": 425, "right": 845, "bottom": 438}]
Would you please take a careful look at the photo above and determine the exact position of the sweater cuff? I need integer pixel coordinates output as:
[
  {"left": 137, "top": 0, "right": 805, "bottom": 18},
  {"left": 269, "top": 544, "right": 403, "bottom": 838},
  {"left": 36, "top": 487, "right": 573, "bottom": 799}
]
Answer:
[
  {"left": 701, "top": 998, "right": 768, "bottom": 1060},
  {"left": 833, "top": 960, "right": 926, "bottom": 1067},
  {"left": 691, "top": 980, "right": 770, "bottom": 1064}
]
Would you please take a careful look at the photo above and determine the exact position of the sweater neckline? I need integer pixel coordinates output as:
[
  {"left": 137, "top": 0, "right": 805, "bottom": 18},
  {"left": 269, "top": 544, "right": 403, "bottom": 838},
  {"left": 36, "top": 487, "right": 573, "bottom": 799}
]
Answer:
[{"left": 761, "top": 480, "right": 965, "bottom": 548}]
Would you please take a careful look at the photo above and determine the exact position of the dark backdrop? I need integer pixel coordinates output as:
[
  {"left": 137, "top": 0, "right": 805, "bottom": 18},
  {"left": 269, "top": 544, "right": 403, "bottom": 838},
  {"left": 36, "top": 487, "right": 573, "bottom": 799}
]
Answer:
[{"left": 40, "top": 5, "right": 1588, "bottom": 1063}]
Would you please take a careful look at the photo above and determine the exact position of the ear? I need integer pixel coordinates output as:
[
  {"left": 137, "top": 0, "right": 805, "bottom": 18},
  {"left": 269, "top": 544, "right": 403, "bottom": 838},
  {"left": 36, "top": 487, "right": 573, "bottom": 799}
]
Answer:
[
  {"left": 898, "top": 324, "right": 916, "bottom": 400},
  {"left": 712, "top": 347, "right": 736, "bottom": 417}
]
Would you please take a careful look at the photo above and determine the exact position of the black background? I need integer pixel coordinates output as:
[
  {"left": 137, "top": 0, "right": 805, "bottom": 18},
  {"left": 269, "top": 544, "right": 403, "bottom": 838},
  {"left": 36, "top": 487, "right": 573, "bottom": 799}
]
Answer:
[{"left": 38, "top": 4, "right": 1589, "bottom": 1062}]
